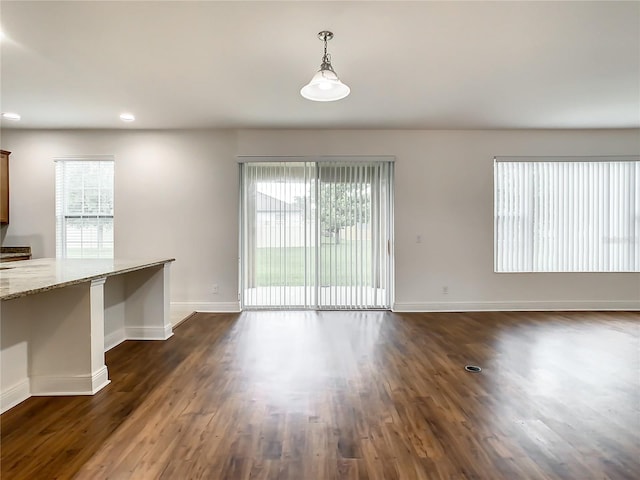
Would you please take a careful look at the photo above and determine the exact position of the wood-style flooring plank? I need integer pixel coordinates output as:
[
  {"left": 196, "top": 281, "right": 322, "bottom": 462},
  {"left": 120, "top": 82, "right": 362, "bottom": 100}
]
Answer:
[{"left": 1, "top": 310, "right": 639, "bottom": 479}]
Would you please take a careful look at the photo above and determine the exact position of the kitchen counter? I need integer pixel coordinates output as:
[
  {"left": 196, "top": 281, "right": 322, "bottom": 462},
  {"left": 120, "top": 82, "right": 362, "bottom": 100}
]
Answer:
[
  {"left": 0, "top": 246, "right": 31, "bottom": 262},
  {"left": 1, "top": 253, "right": 30, "bottom": 261},
  {"left": 0, "top": 257, "right": 174, "bottom": 300},
  {"left": 1, "top": 257, "right": 175, "bottom": 413}
]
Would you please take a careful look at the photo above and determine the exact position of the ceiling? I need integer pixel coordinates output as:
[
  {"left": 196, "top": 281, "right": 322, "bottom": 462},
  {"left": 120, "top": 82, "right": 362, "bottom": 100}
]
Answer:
[{"left": 1, "top": 1, "right": 639, "bottom": 130}]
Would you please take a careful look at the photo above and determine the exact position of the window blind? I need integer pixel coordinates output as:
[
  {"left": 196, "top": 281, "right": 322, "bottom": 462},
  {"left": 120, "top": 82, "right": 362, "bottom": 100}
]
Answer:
[
  {"left": 55, "top": 156, "right": 114, "bottom": 259},
  {"left": 240, "top": 160, "right": 393, "bottom": 309},
  {"left": 494, "top": 158, "right": 639, "bottom": 272}
]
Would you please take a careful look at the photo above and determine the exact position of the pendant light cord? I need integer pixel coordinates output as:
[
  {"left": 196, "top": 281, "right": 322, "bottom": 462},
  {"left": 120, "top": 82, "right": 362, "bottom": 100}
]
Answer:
[
  {"left": 323, "top": 35, "right": 328, "bottom": 62},
  {"left": 320, "top": 33, "right": 333, "bottom": 72}
]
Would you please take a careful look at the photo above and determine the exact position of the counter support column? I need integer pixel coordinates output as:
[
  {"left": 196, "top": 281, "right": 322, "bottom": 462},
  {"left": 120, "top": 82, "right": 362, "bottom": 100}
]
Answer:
[{"left": 29, "top": 277, "right": 110, "bottom": 396}]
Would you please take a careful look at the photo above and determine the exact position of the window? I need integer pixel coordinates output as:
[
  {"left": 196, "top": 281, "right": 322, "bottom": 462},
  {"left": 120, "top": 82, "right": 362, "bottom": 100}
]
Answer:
[
  {"left": 494, "top": 156, "right": 639, "bottom": 272},
  {"left": 55, "top": 156, "right": 114, "bottom": 259}
]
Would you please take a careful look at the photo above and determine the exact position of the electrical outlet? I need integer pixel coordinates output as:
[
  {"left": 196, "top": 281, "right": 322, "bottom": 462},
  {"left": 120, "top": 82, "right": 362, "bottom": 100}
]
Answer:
[
  {"left": 442, "top": 286, "right": 449, "bottom": 295},
  {"left": 212, "top": 284, "right": 219, "bottom": 294}
]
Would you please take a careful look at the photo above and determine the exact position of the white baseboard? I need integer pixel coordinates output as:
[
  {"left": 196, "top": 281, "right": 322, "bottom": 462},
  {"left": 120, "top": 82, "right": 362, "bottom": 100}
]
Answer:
[
  {"left": 105, "top": 325, "right": 173, "bottom": 349},
  {"left": 171, "top": 301, "right": 241, "bottom": 314},
  {"left": 124, "top": 325, "right": 173, "bottom": 341},
  {"left": 104, "top": 328, "right": 126, "bottom": 351},
  {"left": 1, "top": 378, "right": 31, "bottom": 414},
  {"left": 392, "top": 300, "right": 640, "bottom": 312},
  {"left": 30, "top": 366, "right": 111, "bottom": 396},
  {"left": 91, "top": 365, "right": 111, "bottom": 393}
]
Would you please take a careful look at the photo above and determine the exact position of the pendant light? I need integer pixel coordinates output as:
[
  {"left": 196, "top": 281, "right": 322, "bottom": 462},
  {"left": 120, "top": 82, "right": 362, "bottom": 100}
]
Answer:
[{"left": 300, "top": 31, "right": 350, "bottom": 102}]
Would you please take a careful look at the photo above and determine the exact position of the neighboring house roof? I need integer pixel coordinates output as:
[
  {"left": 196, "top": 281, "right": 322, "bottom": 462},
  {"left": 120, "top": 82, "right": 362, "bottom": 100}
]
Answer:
[{"left": 256, "top": 191, "right": 302, "bottom": 213}]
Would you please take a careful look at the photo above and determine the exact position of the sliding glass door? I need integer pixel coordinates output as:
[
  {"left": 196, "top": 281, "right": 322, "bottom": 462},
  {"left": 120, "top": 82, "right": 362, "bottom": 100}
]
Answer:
[{"left": 240, "top": 158, "right": 393, "bottom": 309}]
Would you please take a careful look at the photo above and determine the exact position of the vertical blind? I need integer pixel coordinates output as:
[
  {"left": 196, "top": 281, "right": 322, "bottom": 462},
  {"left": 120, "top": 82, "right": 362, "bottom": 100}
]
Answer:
[
  {"left": 240, "top": 159, "right": 393, "bottom": 309},
  {"left": 494, "top": 157, "right": 639, "bottom": 272},
  {"left": 55, "top": 156, "right": 114, "bottom": 259},
  {"left": 242, "top": 162, "right": 316, "bottom": 307}
]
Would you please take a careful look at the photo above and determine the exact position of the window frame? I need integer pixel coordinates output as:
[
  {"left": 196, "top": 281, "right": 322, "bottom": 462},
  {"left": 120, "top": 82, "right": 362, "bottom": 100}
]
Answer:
[{"left": 55, "top": 155, "right": 115, "bottom": 259}]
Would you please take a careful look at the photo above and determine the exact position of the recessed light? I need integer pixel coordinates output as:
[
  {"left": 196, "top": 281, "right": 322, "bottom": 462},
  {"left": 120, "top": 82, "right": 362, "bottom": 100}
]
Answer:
[
  {"left": 1, "top": 112, "right": 21, "bottom": 121},
  {"left": 119, "top": 113, "right": 135, "bottom": 122}
]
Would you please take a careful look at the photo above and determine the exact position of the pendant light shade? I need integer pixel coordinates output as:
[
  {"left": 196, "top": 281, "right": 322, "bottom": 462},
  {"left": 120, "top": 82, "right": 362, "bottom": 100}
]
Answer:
[{"left": 301, "top": 31, "right": 350, "bottom": 102}]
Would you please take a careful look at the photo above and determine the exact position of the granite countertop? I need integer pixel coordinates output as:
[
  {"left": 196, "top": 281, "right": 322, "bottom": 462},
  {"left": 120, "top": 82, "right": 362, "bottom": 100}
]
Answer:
[
  {"left": 0, "top": 246, "right": 32, "bottom": 260},
  {"left": 1, "top": 252, "right": 31, "bottom": 260},
  {"left": 0, "top": 258, "right": 175, "bottom": 301}
]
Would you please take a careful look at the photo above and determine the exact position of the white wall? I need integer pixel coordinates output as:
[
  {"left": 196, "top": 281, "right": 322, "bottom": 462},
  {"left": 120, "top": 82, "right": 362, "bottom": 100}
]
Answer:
[
  {"left": 2, "top": 129, "right": 240, "bottom": 312},
  {"left": 236, "top": 129, "right": 640, "bottom": 310},
  {"left": 2, "top": 128, "right": 639, "bottom": 312}
]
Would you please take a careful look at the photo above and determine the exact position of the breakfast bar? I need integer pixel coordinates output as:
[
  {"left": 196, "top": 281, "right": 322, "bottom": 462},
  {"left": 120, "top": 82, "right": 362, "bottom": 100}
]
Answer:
[{"left": 0, "top": 258, "right": 174, "bottom": 413}]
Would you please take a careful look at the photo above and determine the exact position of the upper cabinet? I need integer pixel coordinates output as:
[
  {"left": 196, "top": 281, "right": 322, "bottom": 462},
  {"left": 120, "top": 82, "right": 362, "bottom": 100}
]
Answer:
[{"left": 1, "top": 150, "right": 10, "bottom": 224}]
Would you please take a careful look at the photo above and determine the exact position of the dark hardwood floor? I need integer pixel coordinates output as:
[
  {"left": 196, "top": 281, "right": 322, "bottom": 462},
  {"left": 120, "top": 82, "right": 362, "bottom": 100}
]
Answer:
[{"left": 1, "top": 310, "right": 638, "bottom": 479}]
